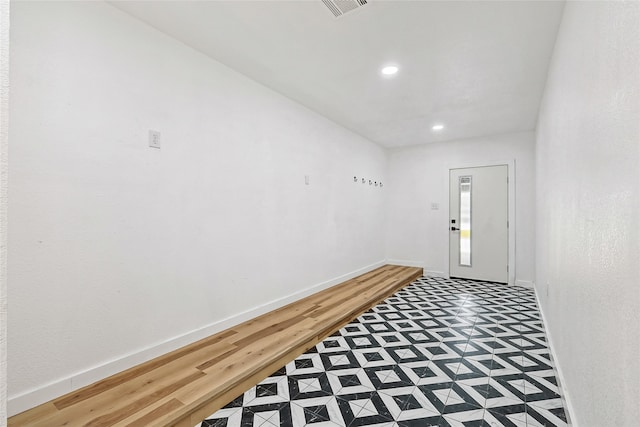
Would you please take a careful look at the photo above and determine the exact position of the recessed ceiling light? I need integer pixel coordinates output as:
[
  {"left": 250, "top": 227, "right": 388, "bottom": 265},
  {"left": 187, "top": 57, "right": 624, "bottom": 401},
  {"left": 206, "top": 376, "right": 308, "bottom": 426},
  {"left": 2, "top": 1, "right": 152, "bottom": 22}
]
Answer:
[
  {"left": 381, "top": 65, "right": 399, "bottom": 76},
  {"left": 432, "top": 124, "right": 445, "bottom": 131}
]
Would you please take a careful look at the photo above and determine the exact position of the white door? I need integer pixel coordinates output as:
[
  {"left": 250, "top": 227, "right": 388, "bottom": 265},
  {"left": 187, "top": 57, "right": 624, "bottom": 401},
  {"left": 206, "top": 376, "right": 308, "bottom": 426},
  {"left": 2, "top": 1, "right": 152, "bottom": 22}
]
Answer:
[{"left": 449, "top": 165, "right": 508, "bottom": 283}]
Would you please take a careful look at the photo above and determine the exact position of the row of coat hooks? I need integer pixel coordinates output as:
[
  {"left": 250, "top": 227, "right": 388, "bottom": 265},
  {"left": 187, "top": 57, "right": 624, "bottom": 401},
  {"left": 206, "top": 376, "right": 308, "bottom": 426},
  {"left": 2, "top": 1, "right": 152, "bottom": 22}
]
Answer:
[{"left": 354, "top": 176, "right": 383, "bottom": 187}]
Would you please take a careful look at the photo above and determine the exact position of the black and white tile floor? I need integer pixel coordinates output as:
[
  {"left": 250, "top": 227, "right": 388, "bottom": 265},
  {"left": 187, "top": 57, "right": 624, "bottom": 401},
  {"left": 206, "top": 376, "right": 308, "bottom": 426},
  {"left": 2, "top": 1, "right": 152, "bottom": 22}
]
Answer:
[{"left": 198, "top": 277, "right": 568, "bottom": 427}]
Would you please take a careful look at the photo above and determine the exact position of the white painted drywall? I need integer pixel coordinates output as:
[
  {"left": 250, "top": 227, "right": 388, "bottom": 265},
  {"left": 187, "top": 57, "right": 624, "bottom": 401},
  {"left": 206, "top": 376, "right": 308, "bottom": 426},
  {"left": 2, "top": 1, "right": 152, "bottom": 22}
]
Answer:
[
  {"left": 535, "top": 1, "right": 640, "bottom": 425},
  {"left": 385, "top": 131, "right": 535, "bottom": 285},
  {"left": 8, "top": 1, "right": 387, "bottom": 414},
  {"left": 1, "top": 0, "right": 9, "bottom": 424}
]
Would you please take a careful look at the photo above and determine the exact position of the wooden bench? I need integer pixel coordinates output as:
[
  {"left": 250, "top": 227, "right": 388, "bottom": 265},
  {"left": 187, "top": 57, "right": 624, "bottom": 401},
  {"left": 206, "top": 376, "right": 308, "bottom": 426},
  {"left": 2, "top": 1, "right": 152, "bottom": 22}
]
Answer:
[{"left": 9, "top": 264, "right": 422, "bottom": 427}]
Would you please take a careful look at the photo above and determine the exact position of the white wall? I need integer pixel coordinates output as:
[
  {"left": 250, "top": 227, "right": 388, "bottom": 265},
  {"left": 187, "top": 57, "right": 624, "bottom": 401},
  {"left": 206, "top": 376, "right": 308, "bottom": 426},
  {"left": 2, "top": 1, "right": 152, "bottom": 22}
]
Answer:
[
  {"left": 535, "top": 1, "right": 640, "bottom": 425},
  {"left": 385, "top": 131, "right": 535, "bottom": 285},
  {"left": 8, "top": 1, "right": 387, "bottom": 414},
  {"left": 1, "top": 0, "right": 9, "bottom": 424}
]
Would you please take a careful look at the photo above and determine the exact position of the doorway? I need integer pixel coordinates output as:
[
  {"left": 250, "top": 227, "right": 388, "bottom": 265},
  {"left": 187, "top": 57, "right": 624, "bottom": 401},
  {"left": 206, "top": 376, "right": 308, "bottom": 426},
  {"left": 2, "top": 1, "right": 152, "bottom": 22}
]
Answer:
[{"left": 449, "top": 165, "right": 508, "bottom": 283}]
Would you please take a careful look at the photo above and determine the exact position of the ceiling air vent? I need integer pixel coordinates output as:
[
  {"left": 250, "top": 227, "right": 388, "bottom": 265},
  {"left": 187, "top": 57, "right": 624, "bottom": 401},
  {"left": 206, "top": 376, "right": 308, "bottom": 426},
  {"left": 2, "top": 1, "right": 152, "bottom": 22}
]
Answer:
[{"left": 322, "top": 0, "right": 368, "bottom": 18}]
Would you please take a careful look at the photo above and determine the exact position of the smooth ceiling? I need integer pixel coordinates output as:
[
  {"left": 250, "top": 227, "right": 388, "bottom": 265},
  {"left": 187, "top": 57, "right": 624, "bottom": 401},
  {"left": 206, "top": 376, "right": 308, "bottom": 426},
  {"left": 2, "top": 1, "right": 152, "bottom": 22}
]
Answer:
[{"left": 111, "top": 0, "right": 565, "bottom": 148}]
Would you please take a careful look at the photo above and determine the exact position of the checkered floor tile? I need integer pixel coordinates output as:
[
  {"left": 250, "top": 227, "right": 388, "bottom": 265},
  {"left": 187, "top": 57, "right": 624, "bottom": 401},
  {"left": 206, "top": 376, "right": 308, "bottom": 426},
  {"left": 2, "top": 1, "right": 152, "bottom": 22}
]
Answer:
[{"left": 198, "top": 277, "right": 568, "bottom": 427}]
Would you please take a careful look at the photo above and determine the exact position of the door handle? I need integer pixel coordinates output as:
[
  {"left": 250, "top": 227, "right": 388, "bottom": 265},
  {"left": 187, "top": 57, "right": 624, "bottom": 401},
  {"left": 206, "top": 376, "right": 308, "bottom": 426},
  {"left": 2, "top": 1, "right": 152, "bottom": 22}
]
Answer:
[{"left": 451, "top": 226, "right": 460, "bottom": 231}]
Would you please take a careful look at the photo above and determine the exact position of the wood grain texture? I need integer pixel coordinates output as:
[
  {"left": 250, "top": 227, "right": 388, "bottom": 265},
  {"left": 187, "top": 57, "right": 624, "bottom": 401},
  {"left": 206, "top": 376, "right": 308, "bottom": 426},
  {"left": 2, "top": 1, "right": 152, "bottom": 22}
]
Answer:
[{"left": 9, "top": 265, "right": 422, "bottom": 427}]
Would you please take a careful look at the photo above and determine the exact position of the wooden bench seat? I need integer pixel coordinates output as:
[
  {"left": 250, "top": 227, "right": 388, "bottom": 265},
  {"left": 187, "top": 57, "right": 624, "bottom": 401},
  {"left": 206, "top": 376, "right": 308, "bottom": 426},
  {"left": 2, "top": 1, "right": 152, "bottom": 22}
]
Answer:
[{"left": 9, "top": 264, "right": 422, "bottom": 427}]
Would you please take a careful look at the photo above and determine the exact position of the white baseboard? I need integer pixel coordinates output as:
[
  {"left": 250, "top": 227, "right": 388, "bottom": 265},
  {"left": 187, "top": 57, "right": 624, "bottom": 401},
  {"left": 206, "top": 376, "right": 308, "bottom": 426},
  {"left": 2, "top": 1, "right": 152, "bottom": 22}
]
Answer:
[
  {"left": 8, "top": 260, "right": 387, "bottom": 417},
  {"left": 515, "top": 279, "right": 534, "bottom": 288},
  {"left": 385, "top": 259, "right": 424, "bottom": 270},
  {"left": 383, "top": 260, "right": 446, "bottom": 279},
  {"left": 533, "top": 289, "right": 578, "bottom": 426},
  {"left": 423, "top": 270, "right": 446, "bottom": 277}
]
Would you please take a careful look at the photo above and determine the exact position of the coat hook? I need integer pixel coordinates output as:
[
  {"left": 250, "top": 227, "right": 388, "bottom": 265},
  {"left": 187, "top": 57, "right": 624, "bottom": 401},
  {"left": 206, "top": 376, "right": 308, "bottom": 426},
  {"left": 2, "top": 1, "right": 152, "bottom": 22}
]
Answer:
[
  {"left": 369, "top": 180, "right": 372, "bottom": 185},
  {"left": 375, "top": 181, "right": 378, "bottom": 186},
  {"left": 362, "top": 178, "right": 365, "bottom": 184},
  {"left": 353, "top": 176, "right": 358, "bottom": 182},
  {"left": 380, "top": 182, "right": 384, "bottom": 188}
]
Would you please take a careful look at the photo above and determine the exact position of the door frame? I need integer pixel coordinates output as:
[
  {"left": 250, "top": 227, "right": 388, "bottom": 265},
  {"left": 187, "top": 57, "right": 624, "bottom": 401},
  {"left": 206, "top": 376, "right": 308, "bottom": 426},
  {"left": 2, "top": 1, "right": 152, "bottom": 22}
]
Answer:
[{"left": 446, "top": 159, "right": 516, "bottom": 285}]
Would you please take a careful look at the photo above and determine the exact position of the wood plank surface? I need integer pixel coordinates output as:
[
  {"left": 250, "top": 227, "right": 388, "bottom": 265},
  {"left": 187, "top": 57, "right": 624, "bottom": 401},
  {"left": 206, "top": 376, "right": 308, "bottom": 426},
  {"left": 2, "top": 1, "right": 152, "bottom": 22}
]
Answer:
[{"left": 9, "top": 265, "right": 422, "bottom": 427}]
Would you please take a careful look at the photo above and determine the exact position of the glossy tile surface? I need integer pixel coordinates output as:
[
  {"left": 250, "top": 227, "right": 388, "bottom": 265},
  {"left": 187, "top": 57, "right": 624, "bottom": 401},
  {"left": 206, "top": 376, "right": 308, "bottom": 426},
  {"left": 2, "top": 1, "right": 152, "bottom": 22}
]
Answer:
[{"left": 198, "top": 277, "right": 568, "bottom": 427}]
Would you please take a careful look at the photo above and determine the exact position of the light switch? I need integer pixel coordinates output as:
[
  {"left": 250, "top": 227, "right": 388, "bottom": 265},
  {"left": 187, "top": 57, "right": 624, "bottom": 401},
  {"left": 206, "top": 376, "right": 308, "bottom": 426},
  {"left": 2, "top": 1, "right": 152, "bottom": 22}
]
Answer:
[{"left": 149, "top": 130, "right": 161, "bottom": 149}]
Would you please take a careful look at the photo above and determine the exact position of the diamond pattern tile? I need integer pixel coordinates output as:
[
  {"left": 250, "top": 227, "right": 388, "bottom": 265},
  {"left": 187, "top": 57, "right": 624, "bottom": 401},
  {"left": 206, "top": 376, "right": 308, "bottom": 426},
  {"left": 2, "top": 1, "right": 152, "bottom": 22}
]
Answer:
[{"left": 198, "top": 276, "right": 568, "bottom": 427}]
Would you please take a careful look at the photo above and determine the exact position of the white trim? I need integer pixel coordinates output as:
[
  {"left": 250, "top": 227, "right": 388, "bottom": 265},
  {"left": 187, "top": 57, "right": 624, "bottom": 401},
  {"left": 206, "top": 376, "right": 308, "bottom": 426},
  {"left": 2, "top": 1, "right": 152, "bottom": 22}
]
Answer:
[
  {"left": 385, "top": 259, "right": 424, "bottom": 269},
  {"left": 446, "top": 159, "right": 517, "bottom": 285},
  {"left": 8, "top": 260, "right": 386, "bottom": 416},
  {"left": 533, "top": 286, "right": 578, "bottom": 426},
  {"left": 515, "top": 279, "right": 534, "bottom": 288},
  {"left": 423, "top": 270, "right": 446, "bottom": 277}
]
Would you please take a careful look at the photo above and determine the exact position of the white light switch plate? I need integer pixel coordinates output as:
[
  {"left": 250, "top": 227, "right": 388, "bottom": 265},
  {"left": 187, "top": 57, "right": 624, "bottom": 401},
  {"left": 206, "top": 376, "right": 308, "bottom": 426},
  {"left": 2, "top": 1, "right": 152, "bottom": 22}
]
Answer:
[{"left": 149, "top": 130, "right": 161, "bottom": 149}]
